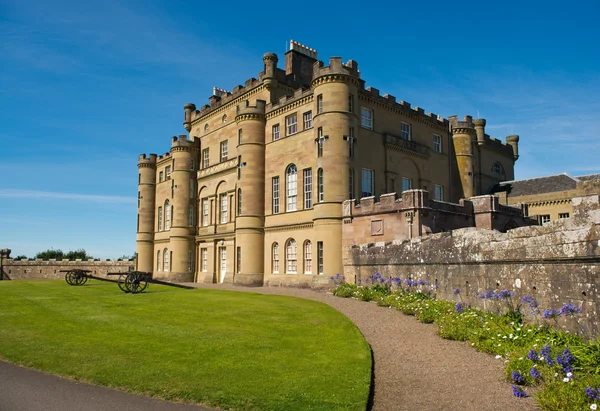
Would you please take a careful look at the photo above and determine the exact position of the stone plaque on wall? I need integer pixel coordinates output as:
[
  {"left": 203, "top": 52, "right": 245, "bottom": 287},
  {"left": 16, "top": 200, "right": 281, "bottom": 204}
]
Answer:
[{"left": 371, "top": 219, "right": 384, "bottom": 236}]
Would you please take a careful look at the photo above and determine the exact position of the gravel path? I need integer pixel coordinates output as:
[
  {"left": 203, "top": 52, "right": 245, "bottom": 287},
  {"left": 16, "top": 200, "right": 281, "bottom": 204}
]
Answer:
[{"left": 186, "top": 283, "right": 540, "bottom": 411}]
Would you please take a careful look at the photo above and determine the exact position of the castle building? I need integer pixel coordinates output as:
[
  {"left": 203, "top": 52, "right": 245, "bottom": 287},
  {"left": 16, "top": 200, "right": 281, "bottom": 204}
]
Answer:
[{"left": 136, "top": 41, "right": 520, "bottom": 287}]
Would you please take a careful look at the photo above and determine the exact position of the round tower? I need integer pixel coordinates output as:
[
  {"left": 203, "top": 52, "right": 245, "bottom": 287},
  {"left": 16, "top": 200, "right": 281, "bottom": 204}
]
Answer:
[
  {"left": 164, "top": 135, "right": 199, "bottom": 282},
  {"left": 449, "top": 115, "right": 476, "bottom": 199},
  {"left": 262, "top": 52, "right": 278, "bottom": 90},
  {"left": 136, "top": 154, "right": 157, "bottom": 272},
  {"left": 311, "top": 57, "right": 360, "bottom": 279},
  {"left": 473, "top": 118, "right": 486, "bottom": 146},
  {"left": 234, "top": 100, "right": 266, "bottom": 286},
  {"left": 183, "top": 103, "right": 196, "bottom": 132},
  {"left": 506, "top": 135, "right": 519, "bottom": 161}
]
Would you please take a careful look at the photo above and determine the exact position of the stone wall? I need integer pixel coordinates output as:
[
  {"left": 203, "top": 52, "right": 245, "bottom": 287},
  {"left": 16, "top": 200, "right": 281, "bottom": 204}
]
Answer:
[
  {"left": 343, "top": 195, "right": 600, "bottom": 334},
  {"left": 1, "top": 259, "right": 135, "bottom": 281}
]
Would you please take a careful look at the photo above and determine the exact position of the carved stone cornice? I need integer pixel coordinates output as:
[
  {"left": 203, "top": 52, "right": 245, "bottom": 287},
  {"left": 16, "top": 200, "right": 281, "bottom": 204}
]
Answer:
[
  {"left": 264, "top": 222, "right": 314, "bottom": 232},
  {"left": 170, "top": 146, "right": 192, "bottom": 153},
  {"left": 190, "top": 85, "right": 266, "bottom": 127},
  {"left": 235, "top": 113, "right": 266, "bottom": 123},
  {"left": 452, "top": 127, "right": 476, "bottom": 136},
  {"left": 311, "top": 74, "right": 361, "bottom": 88},
  {"left": 138, "top": 162, "right": 156, "bottom": 169},
  {"left": 198, "top": 157, "right": 238, "bottom": 179},
  {"left": 266, "top": 95, "right": 314, "bottom": 119}
]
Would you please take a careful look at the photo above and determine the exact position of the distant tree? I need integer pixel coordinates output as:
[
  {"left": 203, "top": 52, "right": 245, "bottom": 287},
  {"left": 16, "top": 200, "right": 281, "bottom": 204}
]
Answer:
[
  {"left": 118, "top": 252, "right": 137, "bottom": 260},
  {"left": 64, "top": 249, "right": 92, "bottom": 260},
  {"left": 35, "top": 249, "right": 93, "bottom": 260},
  {"left": 14, "top": 255, "right": 28, "bottom": 260}
]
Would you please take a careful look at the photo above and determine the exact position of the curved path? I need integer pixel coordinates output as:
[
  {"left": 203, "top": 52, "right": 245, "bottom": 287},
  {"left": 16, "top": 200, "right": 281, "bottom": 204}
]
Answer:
[{"left": 188, "top": 284, "right": 540, "bottom": 411}]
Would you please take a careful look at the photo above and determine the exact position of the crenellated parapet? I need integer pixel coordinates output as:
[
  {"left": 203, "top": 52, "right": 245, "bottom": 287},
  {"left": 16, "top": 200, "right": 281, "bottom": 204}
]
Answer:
[
  {"left": 170, "top": 135, "right": 200, "bottom": 153},
  {"left": 449, "top": 115, "right": 476, "bottom": 135},
  {"left": 311, "top": 57, "right": 361, "bottom": 88},
  {"left": 265, "top": 88, "right": 313, "bottom": 117},
  {"left": 235, "top": 100, "right": 266, "bottom": 122},
  {"left": 138, "top": 153, "right": 157, "bottom": 168}
]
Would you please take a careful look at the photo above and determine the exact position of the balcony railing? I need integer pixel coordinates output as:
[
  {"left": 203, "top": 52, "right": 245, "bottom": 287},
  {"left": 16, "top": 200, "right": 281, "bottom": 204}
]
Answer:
[{"left": 385, "top": 134, "right": 430, "bottom": 158}]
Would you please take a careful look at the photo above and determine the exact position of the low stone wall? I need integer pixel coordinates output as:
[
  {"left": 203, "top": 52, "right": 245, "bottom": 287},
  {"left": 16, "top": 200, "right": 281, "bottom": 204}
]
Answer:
[
  {"left": 2, "top": 259, "right": 135, "bottom": 281},
  {"left": 344, "top": 195, "right": 600, "bottom": 335}
]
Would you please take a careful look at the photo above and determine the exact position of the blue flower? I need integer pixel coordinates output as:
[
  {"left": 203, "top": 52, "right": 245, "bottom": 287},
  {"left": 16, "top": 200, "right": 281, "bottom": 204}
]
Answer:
[
  {"left": 559, "top": 303, "right": 582, "bottom": 316},
  {"left": 539, "top": 345, "right": 554, "bottom": 365},
  {"left": 479, "top": 289, "right": 495, "bottom": 299},
  {"left": 542, "top": 309, "right": 560, "bottom": 320},
  {"left": 556, "top": 349, "right": 575, "bottom": 374},
  {"left": 453, "top": 288, "right": 461, "bottom": 295},
  {"left": 512, "top": 371, "right": 525, "bottom": 385},
  {"left": 496, "top": 289, "right": 513, "bottom": 299},
  {"left": 586, "top": 387, "right": 600, "bottom": 401},
  {"left": 455, "top": 302, "right": 465, "bottom": 313},
  {"left": 527, "top": 350, "right": 539, "bottom": 361},
  {"left": 512, "top": 385, "right": 528, "bottom": 398},
  {"left": 530, "top": 368, "right": 541, "bottom": 379}
]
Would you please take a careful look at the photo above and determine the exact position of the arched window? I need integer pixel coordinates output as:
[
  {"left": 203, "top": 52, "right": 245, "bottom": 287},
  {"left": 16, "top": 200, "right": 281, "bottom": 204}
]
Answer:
[
  {"left": 304, "top": 240, "right": 312, "bottom": 274},
  {"left": 318, "top": 168, "right": 324, "bottom": 202},
  {"left": 286, "top": 239, "right": 297, "bottom": 274},
  {"left": 237, "top": 188, "right": 242, "bottom": 215},
  {"left": 165, "top": 200, "right": 171, "bottom": 230},
  {"left": 286, "top": 164, "right": 297, "bottom": 211},
  {"left": 222, "top": 114, "right": 227, "bottom": 123},
  {"left": 158, "top": 206, "right": 163, "bottom": 231},
  {"left": 163, "top": 248, "right": 169, "bottom": 272},
  {"left": 272, "top": 243, "right": 279, "bottom": 274},
  {"left": 492, "top": 161, "right": 504, "bottom": 175},
  {"left": 157, "top": 250, "right": 161, "bottom": 271}
]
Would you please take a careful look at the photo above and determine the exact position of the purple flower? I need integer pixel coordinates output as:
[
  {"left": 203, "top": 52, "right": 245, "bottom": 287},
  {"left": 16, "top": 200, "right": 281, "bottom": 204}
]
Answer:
[
  {"left": 521, "top": 295, "right": 538, "bottom": 307},
  {"left": 416, "top": 279, "right": 426, "bottom": 286},
  {"left": 453, "top": 288, "right": 461, "bottom": 295},
  {"left": 512, "top": 385, "right": 528, "bottom": 398},
  {"left": 559, "top": 303, "right": 582, "bottom": 317},
  {"left": 527, "top": 350, "right": 539, "bottom": 362},
  {"left": 556, "top": 349, "right": 575, "bottom": 373},
  {"left": 512, "top": 371, "right": 526, "bottom": 385},
  {"left": 540, "top": 345, "right": 554, "bottom": 366},
  {"left": 586, "top": 387, "right": 600, "bottom": 401},
  {"left": 455, "top": 302, "right": 465, "bottom": 313},
  {"left": 496, "top": 289, "right": 513, "bottom": 299},
  {"left": 542, "top": 309, "right": 560, "bottom": 320},
  {"left": 405, "top": 279, "right": 414, "bottom": 287},
  {"left": 530, "top": 368, "right": 541, "bottom": 379}
]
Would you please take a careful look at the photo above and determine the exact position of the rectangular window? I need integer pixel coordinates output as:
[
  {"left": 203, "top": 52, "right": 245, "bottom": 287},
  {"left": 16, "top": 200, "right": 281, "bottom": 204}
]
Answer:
[
  {"left": 433, "top": 134, "right": 442, "bottom": 153},
  {"left": 317, "top": 94, "right": 323, "bottom": 113},
  {"left": 286, "top": 242, "right": 297, "bottom": 273},
  {"left": 287, "top": 168, "right": 297, "bottom": 211},
  {"left": 202, "top": 199, "right": 209, "bottom": 226},
  {"left": 272, "top": 124, "right": 280, "bottom": 141},
  {"left": 540, "top": 214, "right": 551, "bottom": 224},
  {"left": 158, "top": 206, "right": 163, "bottom": 231},
  {"left": 273, "top": 244, "right": 279, "bottom": 274},
  {"left": 303, "top": 111, "right": 312, "bottom": 129},
  {"left": 559, "top": 212, "right": 570, "bottom": 219},
  {"left": 202, "top": 148, "right": 209, "bottom": 168},
  {"left": 361, "top": 169, "right": 374, "bottom": 197},
  {"left": 272, "top": 176, "right": 280, "bottom": 214},
  {"left": 349, "top": 127, "right": 355, "bottom": 158},
  {"left": 201, "top": 248, "right": 207, "bottom": 272},
  {"left": 190, "top": 179, "right": 195, "bottom": 198},
  {"left": 236, "top": 247, "right": 241, "bottom": 274},
  {"left": 318, "top": 169, "right": 324, "bottom": 203},
  {"left": 434, "top": 185, "right": 444, "bottom": 201},
  {"left": 304, "top": 168, "right": 312, "bottom": 209},
  {"left": 317, "top": 127, "right": 324, "bottom": 157},
  {"left": 304, "top": 242, "right": 312, "bottom": 274},
  {"left": 159, "top": 171, "right": 164, "bottom": 182},
  {"left": 165, "top": 165, "right": 171, "bottom": 180},
  {"left": 401, "top": 122, "right": 411, "bottom": 141},
  {"left": 348, "top": 94, "right": 354, "bottom": 113},
  {"left": 220, "top": 193, "right": 228, "bottom": 224},
  {"left": 349, "top": 168, "right": 354, "bottom": 199},
  {"left": 361, "top": 107, "right": 373, "bottom": 129},
  {"left": 402, "top": 177, "right": 413, "bottom": 192},
  {"left": 286, "top": 113, "right": 298, "bottom": 136},
  {"left": 317, "top": 241, "right": 324, "bottom": 275},
  {"left": 220, "top": 141, "right": 228, "bottom": 162},
  {"left": 238, "top": 129, "right": 242, "bottom": 145},
  {"left": 237, "top": 189, "right": 242, "bottom": 216}
]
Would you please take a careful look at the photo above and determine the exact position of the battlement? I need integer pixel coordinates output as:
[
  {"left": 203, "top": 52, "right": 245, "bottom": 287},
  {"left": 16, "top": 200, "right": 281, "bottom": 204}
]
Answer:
[
  {"left": 236, "top": 99, "right": 266, "bottom": 117},
  {"left": 266, "top": 87, "right": 312, "bottom": 112},
  {"left": 157, "top": 152, "right": 172, "bottom": 161},
  {"left": 171, "top": 135, "right": 200, "bottom": 149},
  {"left": 138, "top": 153, "right": 157, "bottom": 167},
  {"left": 312, "top": 57, "right": 360, "bottom": 80},
  {"left": 448, "top": 115, "right": 474, "bottom": 129},
  {"left": 289, "top": 40, "right": 317, "bottom": 59}
]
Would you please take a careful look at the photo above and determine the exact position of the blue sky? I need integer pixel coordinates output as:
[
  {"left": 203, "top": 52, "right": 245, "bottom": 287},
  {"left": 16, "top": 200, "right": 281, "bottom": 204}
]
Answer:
[{"left": 1, "top": 0, "right": 598, "bottom": 258}]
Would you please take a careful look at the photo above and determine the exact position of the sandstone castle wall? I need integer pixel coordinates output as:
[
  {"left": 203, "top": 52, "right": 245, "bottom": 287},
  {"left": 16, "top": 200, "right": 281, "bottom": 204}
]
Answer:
[{"left": 1, "top": 259, "right": 135, "bottom": 281}]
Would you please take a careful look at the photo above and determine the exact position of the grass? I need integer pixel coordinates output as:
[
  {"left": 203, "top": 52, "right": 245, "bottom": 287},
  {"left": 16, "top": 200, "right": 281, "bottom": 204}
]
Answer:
[{"left": 0, "top": 280, "right": 371, "bottom": 411}]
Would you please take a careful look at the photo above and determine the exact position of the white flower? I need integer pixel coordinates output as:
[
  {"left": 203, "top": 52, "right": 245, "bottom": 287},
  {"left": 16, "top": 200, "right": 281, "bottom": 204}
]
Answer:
[
  {"left": 540, "top": 356, "right": 545, "bottom": 361},
  {"left": 495, "top": 355, "right": 502, "bottom": 359},
  {"left": 519, "top": 357, "right": 524, "bottom": 360},
  {"left": 590, "top": 404, "right": 597, "bottom": 410},
  {"left": 566, "top": 372, "right": 573, "bottom": 378},
  {"left": 509, "top": 334, "right": 513, "bottom": 338},
  {"left": 554, "top": 372, "right": 559, "bottom": 377},
  {"left": 563, "top": 377, "right": 570, "bottom": 382}
]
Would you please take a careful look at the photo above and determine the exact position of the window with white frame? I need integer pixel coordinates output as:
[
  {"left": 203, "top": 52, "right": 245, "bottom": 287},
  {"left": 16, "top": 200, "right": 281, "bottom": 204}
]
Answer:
[
  {"left": 317, "top": 94, "right": 323, "bottom": 114},
  {"left": 401, "top": 177, "right": 413, "bottom": 192},
  {"left": 286, "top": 165, "right": 297, "bottom": 211},
  {"left": 349, "top": 168, "right": 355, "bottom": 199},
  {"left": 401, "top": 122, "right": 411, "bottom": 141},
  {"left": 201, "top": 248, "right": 207, "bottom": 271},
  {"left": 303, "top": 111, "right": 312, "bottom": 129},
  {"left": 202, "top": 148, "right": 209, "bottom": 168},
  {"left": 348, "top": 94, "right": 354, "bottom": 113},
  {"left": 348, "top": 127, "right": 355, "bottom": 158},
  {"left": 220, "top": 141, "right": 228, "bottom": 162},
  {"left": 272, "top": 243, "right": 279, "bottom": 273},
  {"left": 304, "top": 241, "right": 312, "bottom": 274},
  {"left": 317, "top": 241, "right": 324, "bottom": 274},
  {"left": 165, "top": 200, "right": 171, "bottom": 230},
  {"left": 220, "top": 193, "right": 228, "bottom": 224},
  {"left": 317, "top": 127, "right": 324, "bottom": 157},
  {"left": 286, "top": 239, "right": 297, "bottom": 273},
  {"left": 157, "top": 250, "right": 161, "bottom": 271},
  {"left": 361, "top": 169, "right": 374, "bottom": 197},
  {"left": 165, "top": 165, "right": 172, "bottom": 179},
  {"left": 433, "top": 134, "right": 442, "bottom": 153},
  {"left": 286, "top": 113, "right": 298, "bottom": 136},
  {"left": 317, "top": 168, "right": 324, "bottom": 202},
  {"left": 158, "top": 206, "right": 163, "bottom": 231},
  {"left": 163, "top": 248, "right": 169, "bottom": 271},
  {"left": 272, "top": 124, "right": 280, "bottom": 141},
  {"left": 304, "top": 168, "right": 312, "bottom": 209},
  {"left": 540, "top": 214, "right": 551, "bottom": 224},
  {"left": 202, "top": 198, "right": 208, "bottom": 226},
  {"left": 237, "top": 188, "right": 242, "bottom": 215},
  {"left": 361, "top": 108, "right": 373, "bottom": 129},
  {"left": 559, "top": 212, "right": 570, "bottom": 219},
  {"left": 188, "top": 204, "right": 194, "bottom": 226},
  {"left": 434, "top": 185, "right": 444, "bottom": 201},
  {"left": 273, "top": 176, "right": 280, "bottom": 214}
]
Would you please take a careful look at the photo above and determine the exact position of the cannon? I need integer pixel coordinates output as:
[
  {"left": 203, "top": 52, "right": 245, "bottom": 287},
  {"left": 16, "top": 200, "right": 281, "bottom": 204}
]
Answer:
[
  {"left": 61, "top": 269, "right": 93, "bottom": 286},
  {"left": 108, "top": 271, "right": 150, "bottom": 294}
]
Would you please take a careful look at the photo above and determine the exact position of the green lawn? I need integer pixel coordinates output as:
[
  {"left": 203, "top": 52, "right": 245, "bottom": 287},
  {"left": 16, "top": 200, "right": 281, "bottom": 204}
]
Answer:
[{"left": 0, "top": 281, "right": 371, "bottom": 410}]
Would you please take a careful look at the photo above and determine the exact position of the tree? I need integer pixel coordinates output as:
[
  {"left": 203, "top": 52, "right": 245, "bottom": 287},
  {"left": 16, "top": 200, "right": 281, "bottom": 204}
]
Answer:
[
  {"left": 35, "top": 249, "right": 94, "bottom": 260},
  {"left": 14, "top": 255, "right": 28, "bottom": 260}
]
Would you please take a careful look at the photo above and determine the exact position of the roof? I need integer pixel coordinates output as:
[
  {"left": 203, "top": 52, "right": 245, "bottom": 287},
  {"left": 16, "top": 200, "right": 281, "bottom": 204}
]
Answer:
[
  {"left": 576, "top": 173, "right": 600, "bottom": 182},
  {"left": 488, "top": 173, "right": 578, "bottom": 197}
]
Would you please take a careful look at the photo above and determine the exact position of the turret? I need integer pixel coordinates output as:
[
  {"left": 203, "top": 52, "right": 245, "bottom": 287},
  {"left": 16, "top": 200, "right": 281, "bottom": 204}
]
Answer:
[
  {"left": 163, "top": 135, "right": 200, "bottom": 281},
  {"left": 136, "top": 153, "right": 157, "bottom": 272},
  {"left": 506, "top": 135, "right": 520, "bottom": 161},
  {"left": 183, "top": 103, "right": 196, "bottom": 132},
  {"left": 449, "top": 115, "right": 476, "bottom": 199},
  {"left": 473, "top": 118, "right": 486, "bottom": 146},
  {"left": 311, "top": 56, "right": 361, "bottom": 279},
  {"left": 262, "top": 52, "right": 278, "bottom": 90},
  {"left": 234, "top": 100, "right": 267, "bottom": 286}
]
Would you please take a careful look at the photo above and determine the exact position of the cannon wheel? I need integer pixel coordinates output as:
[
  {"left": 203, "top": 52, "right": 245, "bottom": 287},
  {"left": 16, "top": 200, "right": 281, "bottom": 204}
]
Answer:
[
  {"left": 117, "top": 274, "right": 129, "bottom": 293},
  {"left": 126, "top": 272, "right": 149, "bottom": 294},
  {"left": 65, "top": 271, "right": 74, "bottom": 285},
  {"left": 74, "top": 270, "right": 88, "bottom": 286}
]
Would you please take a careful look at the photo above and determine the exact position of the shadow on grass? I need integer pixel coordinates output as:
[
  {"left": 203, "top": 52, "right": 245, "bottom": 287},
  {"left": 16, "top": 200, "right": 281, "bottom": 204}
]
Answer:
[{"left": 367, "top": 345, "right": 375, "bottom": 411}]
